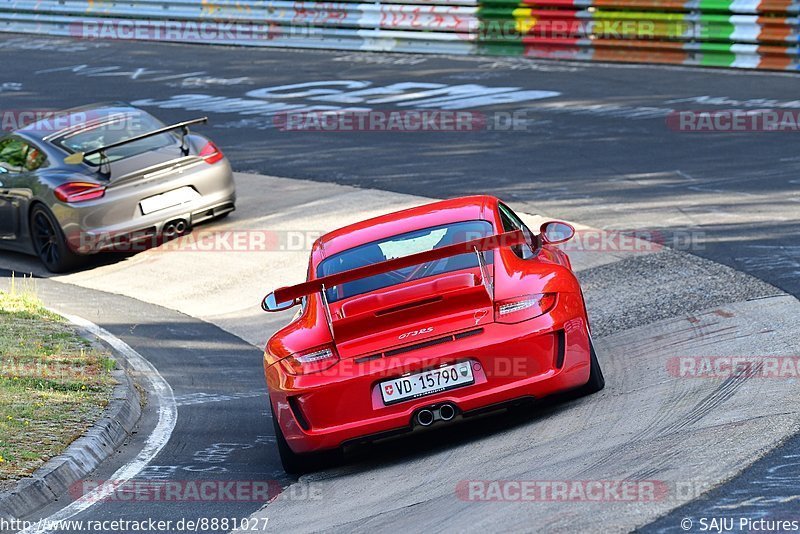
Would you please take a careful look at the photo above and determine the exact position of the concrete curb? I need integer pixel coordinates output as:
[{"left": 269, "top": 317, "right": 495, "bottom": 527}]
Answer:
[{"left": 0, "top": 318, "right": 143, "bottom": 523}]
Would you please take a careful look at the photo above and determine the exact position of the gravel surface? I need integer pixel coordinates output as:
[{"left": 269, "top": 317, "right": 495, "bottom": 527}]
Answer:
[{"left": 579, "top": 248, "right": 783, "bottom": 338}]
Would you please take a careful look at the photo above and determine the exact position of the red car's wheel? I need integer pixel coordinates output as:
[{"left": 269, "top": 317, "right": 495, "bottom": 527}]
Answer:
[
  {"left": 272, "top": 415, "right": 305, "bottom": 475},
  {"left": 577, "top": 338, "right": 605, "bottom": 396},
  {"left": 271, "top": 411, "right": 341, "bottom": 475}
]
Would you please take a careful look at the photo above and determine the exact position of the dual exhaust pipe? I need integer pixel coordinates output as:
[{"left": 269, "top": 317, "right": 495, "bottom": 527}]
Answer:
[
  {"left": 415, "top": 403, "right": 457, "bottom": 427},
  {"left": 162, "top": 219, "right": 188, "bottom": 239}
]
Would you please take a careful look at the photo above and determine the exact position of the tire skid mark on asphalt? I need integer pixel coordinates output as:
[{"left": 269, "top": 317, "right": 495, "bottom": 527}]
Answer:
[
  {"left": 558, "top": 297, "right": 787, "bottom": 482},
  {"left": 627, "top": 450, "right": 686, "bottom": 481},
  {"left": 619, "top": 311, "right": 744, "bottom": 354},
  {"left": 683, "top": 332, "right": 768, "bottom": 351},
  {"left": 629, "top": 325, "right": 740, "bottom": 354},
  {"left": 627, "top": 387, "right": 696, "bottom": 444},
  {"left": 573, "top": 418, "right": 690, "bottom": 480},
  {"left": 18, "top": 312, "right": 177, "bottom": 534},
  {"left": 658, "top": 364, "right": 761, "bottom": 436}
]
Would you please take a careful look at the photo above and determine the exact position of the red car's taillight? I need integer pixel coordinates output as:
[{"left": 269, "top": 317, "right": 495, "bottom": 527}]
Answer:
[
  {"left": 199, "top": 141, "right": 224, "bottom": 164},
  {"left": 494, "top": 293, "right": 556, "bottom": 324},
  {"left": 280, "top": 345, "right": 339, "bottom": 375},
  {"left": 54, "top": 182, "right": 106, "bottom": 203}
]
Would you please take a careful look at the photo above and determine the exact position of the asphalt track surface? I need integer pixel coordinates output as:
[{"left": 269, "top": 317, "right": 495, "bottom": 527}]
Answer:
[{"left": 1, "top": 34, "right": 799, "bottom": 532}]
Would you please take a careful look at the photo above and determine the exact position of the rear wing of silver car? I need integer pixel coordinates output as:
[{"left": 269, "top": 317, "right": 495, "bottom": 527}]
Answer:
[{"left": 63, "top": 117, "right": 209, "bottom": 164}]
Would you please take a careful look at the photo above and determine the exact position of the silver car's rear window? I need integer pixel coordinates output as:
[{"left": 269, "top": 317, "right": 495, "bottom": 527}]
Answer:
[{"left": 56, "top": 113, "right": 175, "bottom": 165}]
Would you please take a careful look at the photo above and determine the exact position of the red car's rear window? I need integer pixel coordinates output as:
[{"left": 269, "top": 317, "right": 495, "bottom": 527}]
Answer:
[{"left": 317, "top": 220, "right": 494, "bottom": 302}]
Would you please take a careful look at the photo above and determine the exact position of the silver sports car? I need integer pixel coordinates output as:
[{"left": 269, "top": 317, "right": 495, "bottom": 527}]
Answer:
[{"left": 0, "top": 103, "right": 236, "bottom": 272}]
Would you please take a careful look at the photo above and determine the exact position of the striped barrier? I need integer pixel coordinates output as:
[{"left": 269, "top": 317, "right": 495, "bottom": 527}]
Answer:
[
  {"left": 0, "top": 0, "right": 797, "bottom": 69},
  {"left": 477, "top": 0, "right": 799, "bottom": 68}
]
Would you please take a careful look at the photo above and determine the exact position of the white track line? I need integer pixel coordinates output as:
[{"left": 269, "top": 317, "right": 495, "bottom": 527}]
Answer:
[{"left": 19, "top": 312, "right": 177, "bottom": 534}]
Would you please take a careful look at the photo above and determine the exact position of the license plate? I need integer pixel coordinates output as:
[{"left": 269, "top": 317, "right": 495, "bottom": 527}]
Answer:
[
  {"left": 140, "top": 187, "right": 201, "bottom": 215},
  {"left": 380, "top": 362, "right": 474, "bottom": 405}
]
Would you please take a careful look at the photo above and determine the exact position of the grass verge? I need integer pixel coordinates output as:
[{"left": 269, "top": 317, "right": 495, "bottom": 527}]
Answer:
[{"left": 0, "top": 276, "right": 115, "bottom": 490}]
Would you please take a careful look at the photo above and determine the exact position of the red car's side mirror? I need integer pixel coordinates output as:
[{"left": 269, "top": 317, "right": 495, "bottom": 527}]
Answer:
[
  {"left": 262, "top": 291, "right": 298, "bottom": 312},
  {"left": 540, "top": 221, "right": 575, "bottom": 245}
]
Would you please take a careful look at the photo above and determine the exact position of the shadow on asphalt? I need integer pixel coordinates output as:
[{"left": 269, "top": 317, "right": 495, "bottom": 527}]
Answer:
[
  {"left": 325, "top": 391, "right": 590, "bottom": 476},
  {"left": 0, "top": 214, "right": 239, "bottom": 278}
]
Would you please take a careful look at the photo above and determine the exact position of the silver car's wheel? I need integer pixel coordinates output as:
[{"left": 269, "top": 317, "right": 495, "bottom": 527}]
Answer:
[{"left": 30, "top": 205, "right": 80, "bottom": 273}]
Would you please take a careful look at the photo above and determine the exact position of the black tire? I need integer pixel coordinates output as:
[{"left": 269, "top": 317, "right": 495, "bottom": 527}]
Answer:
[
  {"left": 575, "top": 337, "right": 605, "bottom": 396},
  {"left": 271, "top": 414, "right": 339, "bottom": 475},
  {"left": 272, "top": 415, "right": 305, "bottom": 474},
  {"left": 29, "top": 205, "right": 82, "bottom": 273}
]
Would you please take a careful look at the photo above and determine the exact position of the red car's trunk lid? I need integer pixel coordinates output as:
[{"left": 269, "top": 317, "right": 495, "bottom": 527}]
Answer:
[{"left": 330, "top": 271, "right": 493, "bottom": 359}]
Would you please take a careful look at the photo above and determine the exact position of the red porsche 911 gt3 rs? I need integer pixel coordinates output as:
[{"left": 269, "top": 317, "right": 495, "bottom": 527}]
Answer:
[{"left": 261, "top": 196, "right": 604, "bottom": 473}]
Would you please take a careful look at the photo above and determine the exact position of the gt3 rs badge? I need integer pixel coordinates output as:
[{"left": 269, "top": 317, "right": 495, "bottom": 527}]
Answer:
[{"left": 398, "top": 327, "right": 434, "bottom": 340}]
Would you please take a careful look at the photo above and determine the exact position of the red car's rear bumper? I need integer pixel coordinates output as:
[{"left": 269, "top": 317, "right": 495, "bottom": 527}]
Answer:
[{"left": 265, "top": 292, "right": 592, "bottom": 454}]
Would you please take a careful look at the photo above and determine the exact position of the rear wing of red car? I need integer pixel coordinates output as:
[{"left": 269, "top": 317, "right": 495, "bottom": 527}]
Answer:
[{"left": 272, "top": 229, "right": 526, "bottom": 304}]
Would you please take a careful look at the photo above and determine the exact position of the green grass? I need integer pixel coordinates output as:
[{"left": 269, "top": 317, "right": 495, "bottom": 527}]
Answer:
[{"left": 0, "top": 276, "right": 115, "bottom": 487}]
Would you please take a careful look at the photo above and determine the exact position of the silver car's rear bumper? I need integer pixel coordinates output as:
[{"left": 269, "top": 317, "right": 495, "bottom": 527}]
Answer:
[{"left": 56, "top": 158, "right": 236, "bottom": 255}]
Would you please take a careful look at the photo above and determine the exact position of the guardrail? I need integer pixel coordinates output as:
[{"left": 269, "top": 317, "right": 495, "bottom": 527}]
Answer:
[{"left": 0, "top": 0, "right": 797, "bottom": 70}]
